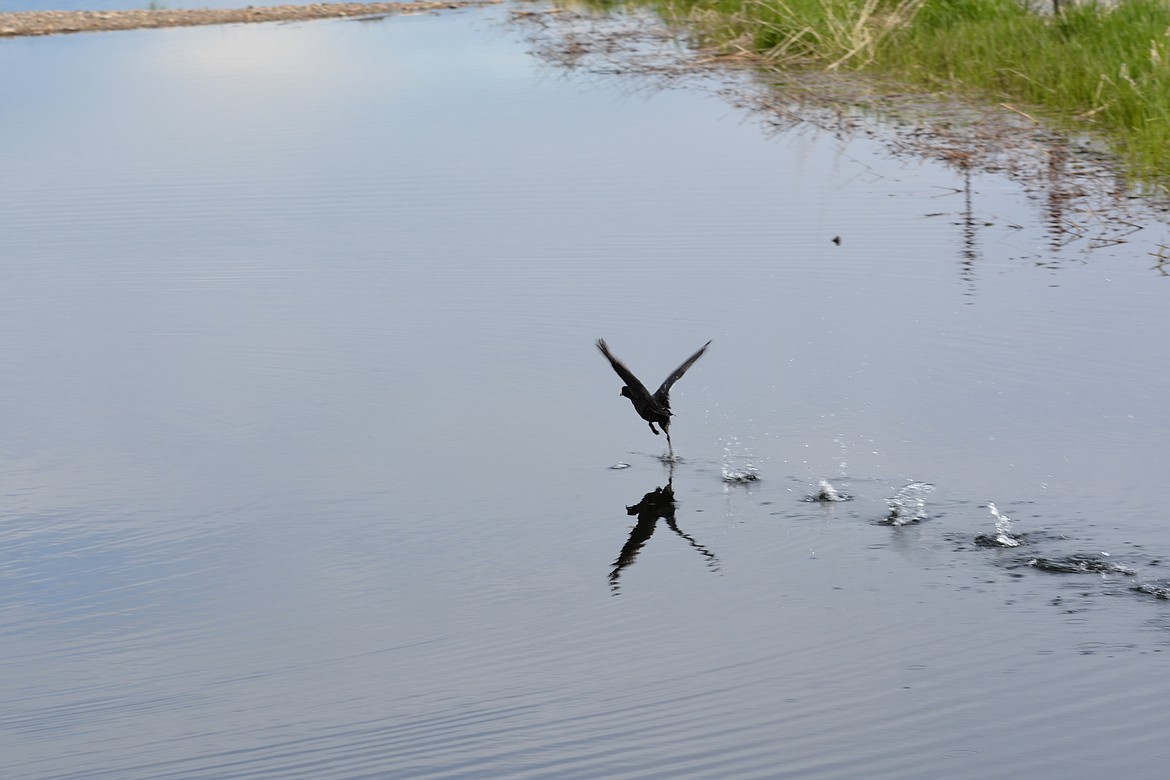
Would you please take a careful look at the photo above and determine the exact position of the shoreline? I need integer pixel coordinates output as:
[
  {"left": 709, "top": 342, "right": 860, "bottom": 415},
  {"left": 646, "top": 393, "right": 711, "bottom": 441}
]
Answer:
[{"left": 0, "top": 2, "right": 501, "bottom": 37}]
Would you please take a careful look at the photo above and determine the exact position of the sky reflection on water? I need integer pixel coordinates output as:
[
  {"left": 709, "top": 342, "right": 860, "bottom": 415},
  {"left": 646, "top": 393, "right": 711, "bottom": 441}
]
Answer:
[{"left": 2, "top": 6, "right": 1170, "bottom": 779}]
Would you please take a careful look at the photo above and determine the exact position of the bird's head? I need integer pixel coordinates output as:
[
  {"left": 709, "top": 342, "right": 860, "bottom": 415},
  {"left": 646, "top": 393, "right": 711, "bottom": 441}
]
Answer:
[{"left": 619, "top": 386, "right": 632, "bottom": 399}]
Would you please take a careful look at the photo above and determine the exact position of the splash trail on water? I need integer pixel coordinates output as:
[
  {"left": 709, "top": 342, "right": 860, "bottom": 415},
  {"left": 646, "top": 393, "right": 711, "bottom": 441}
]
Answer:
[
  {"left": 989, "top": 502, "right": 1022, "bottom": 547},
  {"left": 804, "top": 479, "right": 852, "bottom": 502},
  {"left": 882, "top": 481, "right": 934, "bottom": 525},
  {"left": 720, "top": 436, "right": 760, "bottom": 483}
]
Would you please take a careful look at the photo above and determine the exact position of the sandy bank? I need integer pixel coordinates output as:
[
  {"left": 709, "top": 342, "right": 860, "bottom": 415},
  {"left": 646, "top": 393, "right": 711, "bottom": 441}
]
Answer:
[{"left": 0, "top": 2, "right": 499, "bottom": 37}]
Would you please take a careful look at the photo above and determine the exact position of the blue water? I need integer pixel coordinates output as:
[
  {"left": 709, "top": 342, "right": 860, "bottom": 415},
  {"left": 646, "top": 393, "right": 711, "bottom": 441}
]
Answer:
[{"left": 2, "top": 5, "right": 1169, "bottom": 778}]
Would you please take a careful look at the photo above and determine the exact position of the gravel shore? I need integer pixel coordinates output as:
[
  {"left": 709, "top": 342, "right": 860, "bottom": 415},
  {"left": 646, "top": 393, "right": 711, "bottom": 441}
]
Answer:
[{"left": 0, "top": 2, "right": 499, "bottom": 37}]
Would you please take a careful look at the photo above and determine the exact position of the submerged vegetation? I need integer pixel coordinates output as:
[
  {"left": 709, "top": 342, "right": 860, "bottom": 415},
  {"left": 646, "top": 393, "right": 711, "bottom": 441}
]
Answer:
[{"left": 632, "top": 0, "right": 1170, "bottom": 184}]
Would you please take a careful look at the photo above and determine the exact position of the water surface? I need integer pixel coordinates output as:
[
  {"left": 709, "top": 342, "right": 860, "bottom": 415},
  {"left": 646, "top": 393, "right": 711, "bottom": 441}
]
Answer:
[{"left": 2, "top": 5, "right": 1169, "bottom": 779}]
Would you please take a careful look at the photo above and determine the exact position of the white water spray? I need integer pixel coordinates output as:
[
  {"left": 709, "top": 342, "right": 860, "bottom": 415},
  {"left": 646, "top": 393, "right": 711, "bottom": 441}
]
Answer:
[
  {"left": 884, "top": 481, "right": 934, "bottom": 525},
  {"left": 720, "top": 436, "right": 760, "bottom": 483},
  {"left": 805, "top": 479, "right": 852, "bottom": 502},
  {"left": 988, "top": 502, "right": 1021, "bottom": 547}
]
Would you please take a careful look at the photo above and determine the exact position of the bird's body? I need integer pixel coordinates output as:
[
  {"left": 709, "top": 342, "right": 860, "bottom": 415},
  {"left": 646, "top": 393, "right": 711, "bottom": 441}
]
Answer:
[{"left": 596, "top": 338, "right": 711, "bottom": 457}]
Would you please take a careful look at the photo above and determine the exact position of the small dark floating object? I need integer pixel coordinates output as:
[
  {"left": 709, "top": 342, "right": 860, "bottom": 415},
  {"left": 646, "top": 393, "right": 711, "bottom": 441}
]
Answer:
[{"left": 831, "top": 235, "right": 841, "bottom": 245}]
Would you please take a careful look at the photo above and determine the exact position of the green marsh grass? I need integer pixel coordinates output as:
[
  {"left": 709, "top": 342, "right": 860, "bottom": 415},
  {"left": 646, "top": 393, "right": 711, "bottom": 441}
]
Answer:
[{"left": 643, "top": 0, "right": 1170, "bottom": 183}]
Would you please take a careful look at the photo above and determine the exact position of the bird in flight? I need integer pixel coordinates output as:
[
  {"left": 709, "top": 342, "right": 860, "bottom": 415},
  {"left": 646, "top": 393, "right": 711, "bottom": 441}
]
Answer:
[{"left": 596, "top": 338, "right": 711, "bottom": 458}]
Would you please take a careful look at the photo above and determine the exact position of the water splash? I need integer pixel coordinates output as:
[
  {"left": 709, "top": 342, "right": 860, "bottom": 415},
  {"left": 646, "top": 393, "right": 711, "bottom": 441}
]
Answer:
[
  {"left": 804, "top": 479, "right": 852, "bottom": 502},
  {"left": 1027, "top": 554, "right": 1136, "bottom": 576},
  {"left": 882, "top": 481, "right": 934, "bottom": 525},
  {"left": 722, "top": 464, "right": 760, "bottom": 484},
  {"left": 609, "top": 462, "right": 631, "bottom": 470},
  {"left": 988, "top": 502, "right": 1021, "bottom": 547},
  {"left": 1132, "top": 580, "right": 1170, "bottom": 600},
  {"left": 720, "top": 436, "right": 760, "bottom": 484}
]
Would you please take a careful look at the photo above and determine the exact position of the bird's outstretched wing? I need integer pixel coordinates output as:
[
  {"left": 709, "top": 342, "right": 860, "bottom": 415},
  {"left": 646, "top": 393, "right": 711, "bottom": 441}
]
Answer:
[
  {"left": 653, "top": 340, "right": 711, "bottom": 404},
  {"left": 596, "top": 339, "right": 655, "bottom": 403}
]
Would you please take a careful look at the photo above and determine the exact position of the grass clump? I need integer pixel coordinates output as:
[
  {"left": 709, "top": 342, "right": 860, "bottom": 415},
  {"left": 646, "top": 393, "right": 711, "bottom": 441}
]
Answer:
[
  {"left": 656, "top": 0, "right": 925, "bottom": 68},
  {"left": 647, "top": 0, "right": 1170, "bottom": 183}
]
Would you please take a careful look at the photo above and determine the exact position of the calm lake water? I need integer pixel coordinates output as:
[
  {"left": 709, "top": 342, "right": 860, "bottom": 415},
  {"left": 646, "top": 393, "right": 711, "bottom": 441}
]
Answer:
[{"left": 2, "top": 4, "right": 1170, "bottom": 779}]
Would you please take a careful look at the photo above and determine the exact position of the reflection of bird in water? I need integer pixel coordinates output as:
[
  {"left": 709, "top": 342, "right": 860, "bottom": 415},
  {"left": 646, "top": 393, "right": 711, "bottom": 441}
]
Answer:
[
  {"left": 596, "top": 338, "right": 711, "bottom": 458},
  {"left": 609, "top": 479, "right": 720, "bottom": 594}
]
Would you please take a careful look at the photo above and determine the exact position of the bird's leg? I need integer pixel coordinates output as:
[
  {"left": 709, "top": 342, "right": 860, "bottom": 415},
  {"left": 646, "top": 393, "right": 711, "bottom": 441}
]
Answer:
[
  {"left": 649, "top": 422, "right": 660, "bottom": 435},
  {"left": 666, "top": 430, "right": 674, "bottom": 459}
]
